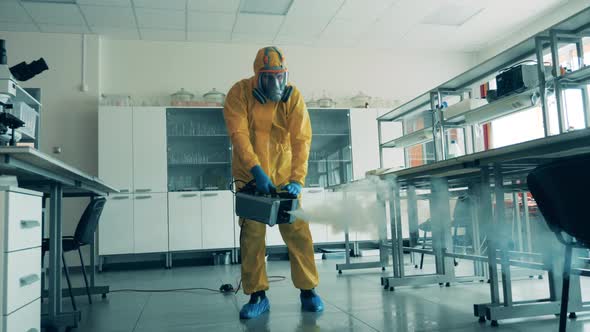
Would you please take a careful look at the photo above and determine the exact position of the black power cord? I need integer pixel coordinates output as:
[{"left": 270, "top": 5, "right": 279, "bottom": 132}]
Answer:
[{"left": 109, "top": 276, "right": 287, "bottom": 296}]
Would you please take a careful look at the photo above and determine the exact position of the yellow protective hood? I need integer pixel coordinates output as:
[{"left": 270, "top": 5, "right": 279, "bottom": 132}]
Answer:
[{"left": 253, "top": 46, "right": 288, "bottom": 76}]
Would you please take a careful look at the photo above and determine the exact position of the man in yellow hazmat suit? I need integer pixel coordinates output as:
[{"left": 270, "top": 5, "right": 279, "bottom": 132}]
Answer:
[{"left": 223, "top": 46, "right": 323, "bottom": 319}]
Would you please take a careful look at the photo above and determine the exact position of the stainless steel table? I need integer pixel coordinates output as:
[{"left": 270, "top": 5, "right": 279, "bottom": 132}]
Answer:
[
  {"left": 379, "top": 128, "right": 590, "bottom": 325},
  {"left": 0, "top": 147, "right": 118, "bottom": 330}
]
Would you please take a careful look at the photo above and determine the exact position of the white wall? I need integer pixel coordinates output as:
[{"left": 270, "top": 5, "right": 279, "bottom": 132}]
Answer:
[
  {"left": 100, "top": 39, "right": 476, "bottom": 106},
  {"left": 0, "top": 31, "right": 100, "bottom": 265},
  {"left": 476, "top": 0, "right": 590, "bottom": 63},
  {"left": 1, "top": 31, "right": 476, "bottom": 265}
]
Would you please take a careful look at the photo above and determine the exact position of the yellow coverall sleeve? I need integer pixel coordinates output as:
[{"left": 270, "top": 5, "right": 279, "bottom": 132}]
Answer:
[
  {"left": 288, "top": 90, "right": 312, "bottom": 186},
  {"left": 223, "top": 83, "right": 260, "bottom": 171}
]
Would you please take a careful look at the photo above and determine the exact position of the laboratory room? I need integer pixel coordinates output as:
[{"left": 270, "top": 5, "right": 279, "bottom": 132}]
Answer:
[{"left": 2, "top": 1, "right": 590, "bottom": 332}]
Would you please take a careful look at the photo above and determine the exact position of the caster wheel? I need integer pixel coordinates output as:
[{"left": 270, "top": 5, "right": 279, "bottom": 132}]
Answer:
[
  {"left": 384, "top": 285, "right": 388, "bottom": 290},
  {"left": 389, "top": 287, "right": 394, "bottom": 292},
  {"left": 538, "top": 275, "right": 544, "bottom": 280},
  {"left": 445, "top": 282, "right": 451, "bottom": 287},
  {"left": 454, "top": 261, "right": 459, "bottom": 267},
  {"left": 439, "top": 283, "right": 443, "bottom": 286},
  {"left": 491, "top": 320, "right": 499, "bottom": 327},
  {"left": 478, "top": 316, "right": 486, "bottom": 323},
  {"left": 102, "top": 293, "right": 107, "bottom": 299},
  {"left": 382, "top": 267, "right": 386, "bottom": 271},
  {"left": 338, "top": 270, "right": 342, "bottom": 274},
  {"left": 569, "top": 312, "right": 577, "bottom": 319},
  {"left": 414, "top": 265, "right": 418, "bottom": 268}
]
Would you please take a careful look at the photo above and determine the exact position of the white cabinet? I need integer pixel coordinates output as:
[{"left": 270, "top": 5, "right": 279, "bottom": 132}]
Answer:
[
  {"left": 267, "top": 188, "right": 328, "bottom": 246},
  {"left": 302, "top": 188, "right": 327, "bottom": 244},
  {"left": 324, "top": 191, "right": 346, "bottom": 242},
  {"left": 169, "top": 191, "right": 235, "bottom": 251},
  {"left": 201, "top": 191, "right": 235, "bottom": 249},
  {"left": 99, "top": 106, "right": 134, "bottom": 193},
  {"left": 350, "top": 108, "right": 380, "bottom": 180},
  {"left": 132, "top": 107, "right": 168, "bottom": 193},
  {"left": 99, "top": 194, "right": 134, "bottom": 255},
  {"left": 0, "top": 188, "right": 42, "bottom": 332},
  {"left": 133, "top": 193, "right": 168, "bottom": 254},
  {"left": 168, "top": 192, "right": 202, "bottom": 251}
]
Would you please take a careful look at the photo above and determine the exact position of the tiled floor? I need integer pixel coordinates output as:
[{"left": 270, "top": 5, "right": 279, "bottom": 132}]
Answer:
[{"left": 51, "top": 255, "right": 590, "bottom": 332}]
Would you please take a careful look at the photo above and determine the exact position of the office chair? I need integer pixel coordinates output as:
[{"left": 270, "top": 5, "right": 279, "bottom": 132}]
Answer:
[
  {"left": 527, "top": 154, "right": 590, "bottom": 332},
  {"left": 42, "top": 197, "right": 107, "bottom": 309},
  {"left": 417, "top": 196, "right": 471, "bottom": 269}
]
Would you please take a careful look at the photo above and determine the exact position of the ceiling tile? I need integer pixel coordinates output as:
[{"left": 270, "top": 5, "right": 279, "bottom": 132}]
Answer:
[
  {"left": 231, "top": 32, "right": 274, "bottom": 44},
  {"left": 80, "top": 5, "right": 135, "bottom": 28},
  {"left": 336, "top": 0, "right": 393, "bottom": 21},
  {"left": 91, "top": 26, "right": 139, "bottom": 39},
  {"left": 187, "top": 11, "right": 235, "bottom": 32},
  {"left": 277, "top": 15, "right": 330, "bottom": 38},
  {"left": 188, "top": 0, "right": 240, "bottom": 13},
  {"left": 39, "top": 24, "right": 90, "bottom": 34},
  {"left": 233, "top": 13, "right": 283, "bottom": 38},
  {"left": 135, "top": 8, "right": 185, "bottom": 29},
  {"left": 0, "top": 22, "right": 38, "bottom": 32},
  {"left": 76, "top": 0, "right": 131, "bottom": 7},
  {"left": 274, "top": 35, "right": 316, "bottom": 47},
  {"left": 22, "top": 2, "right": 85, "bottom": 25},
  {"left": 0, "top": 2, "right": 32, "bottom": 23},
  {"left": 287, "top": 0, "right": 344, "bottom": 18},
  {"left": 141, "top": 28, "right": 186, "bottom": 41},
  {"left": 188, "top": 30, "right": 231, "bottom": 42},
  {"left": 133, "top": 0, "right": 186, "bottom": 10},
  {"left": 321, "top": 18, "right": 370, "bottom": 41}
]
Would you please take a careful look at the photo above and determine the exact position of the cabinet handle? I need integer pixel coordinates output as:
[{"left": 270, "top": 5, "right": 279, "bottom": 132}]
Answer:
[
  {"left": 20, "top": 220, "right": 40, "bottom": 229},
  {"left": 136, "top": 189, "right": 152, "bottom": 193},
  {"left": 119, "top": 189, "right": 130, "bottom": 193},
  {"left": 136, "top": 195, "right": 152, "bottom": 199},
  {"left": 19, "top": 273, "right": 40, "bottom": 287},
  {"left": 181, "top": 194, "right": 198, "bottom": 198},
  {"left": 308, "top": 190, "right": 323, "bottom": 194},
  {"left": 202, "top": 193, "right": 218, "bottom": 197},
  {"left": 27, "top": 329, "right": 39, "bottom": 332},
  {"left": 113, "top": 196, "right": 130, "bottom": 200}
]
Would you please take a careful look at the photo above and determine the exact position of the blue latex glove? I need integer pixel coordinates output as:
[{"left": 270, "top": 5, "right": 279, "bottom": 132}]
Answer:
[
  {"left": 250, "top": 165, "right": 276, "bottom": 194},
  {"left": 282, "top": 182, "right": 302, "bottom": 196}
]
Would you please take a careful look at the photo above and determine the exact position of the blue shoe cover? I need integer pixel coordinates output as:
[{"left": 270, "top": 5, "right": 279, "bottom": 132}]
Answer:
[
  {"left": 300, "top": 292, "right": 324, "bottom": 312},
  {"left": 239, "top": 296, "right": 270, "bottom": 319}
]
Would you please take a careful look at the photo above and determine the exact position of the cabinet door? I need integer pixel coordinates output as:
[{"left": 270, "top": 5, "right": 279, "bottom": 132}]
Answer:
[
  {"left": 201, "top": 191, "right": 234, "bottom": 249},
  {"left": 132, "top": 107, "right": 167, "bottom": 193},
  {"left": 99, "top": 107, "right": 133, "bottom": 193},
  {"left": 168, "top": 192, "right": 202, "bottom": 252},
  {"left": 301, "top": 188, "right": 327, "bottom": 244},
  {"left": 99, "top": 194, "right": 134, "bottom": 255},
  {"left": 133, "top": 193, "right": 168, "bottom": 253},
  {"left": 350, "top": 108, "right": 380, "bottom": 180}
]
